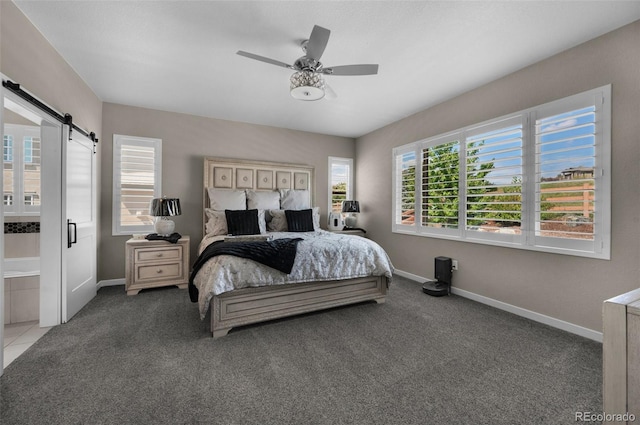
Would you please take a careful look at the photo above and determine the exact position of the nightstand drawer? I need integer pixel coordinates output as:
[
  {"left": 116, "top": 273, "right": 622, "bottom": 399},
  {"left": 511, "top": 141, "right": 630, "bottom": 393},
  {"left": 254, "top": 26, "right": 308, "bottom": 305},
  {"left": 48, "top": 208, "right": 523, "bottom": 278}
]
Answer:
[
  {"left": 135, "top": 263, "right": 183, "bottom": 282},
  {"left": 125, "top": 236, "right": 190, "bottom": 295},
  {"left": 135, "top": 246, "right": 182, "bottom": 262}
]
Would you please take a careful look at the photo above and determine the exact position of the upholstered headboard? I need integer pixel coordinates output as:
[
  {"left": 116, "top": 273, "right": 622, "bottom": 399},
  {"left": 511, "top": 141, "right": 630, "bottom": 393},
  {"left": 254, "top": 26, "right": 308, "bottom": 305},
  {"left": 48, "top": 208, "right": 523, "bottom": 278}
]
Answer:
[{"left": 202, "top": 157, "right": 315, "bottom": 234}]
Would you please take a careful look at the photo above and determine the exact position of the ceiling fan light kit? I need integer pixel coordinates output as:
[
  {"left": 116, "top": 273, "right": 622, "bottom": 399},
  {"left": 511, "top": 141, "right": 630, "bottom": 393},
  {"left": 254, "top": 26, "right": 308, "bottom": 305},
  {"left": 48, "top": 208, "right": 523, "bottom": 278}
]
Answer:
[
  {"left": 290, "top": 70, "right": 325, "bottom": 100},
  {"left": 237, "top": 25, "right": 379, "bottom": 101}
]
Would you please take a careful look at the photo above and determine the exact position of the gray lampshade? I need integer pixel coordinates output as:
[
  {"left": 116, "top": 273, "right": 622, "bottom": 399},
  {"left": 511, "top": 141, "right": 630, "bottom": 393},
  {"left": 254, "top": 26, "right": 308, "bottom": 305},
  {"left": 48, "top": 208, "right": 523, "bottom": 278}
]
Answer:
[
  {"left": 341, "top": 200, "right": 360, "bottom": 214},
  {"left": 149, "top": 198, "right": 181, "bottom": 217}
]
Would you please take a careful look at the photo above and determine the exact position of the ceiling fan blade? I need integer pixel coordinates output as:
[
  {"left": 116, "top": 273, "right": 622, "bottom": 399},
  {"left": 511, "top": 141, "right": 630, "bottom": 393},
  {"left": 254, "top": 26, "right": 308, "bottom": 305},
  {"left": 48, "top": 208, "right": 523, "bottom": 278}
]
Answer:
[
  {"left": 321, "top": 64, "right": 379, "bottom": 76},
  {"left": 305, "top": 25, "right": 330, "bottom": 60},
  {"left": 324, "top": 83, "right": 337, "bottom": 100},
  {"left": 236, "top": 51, "right": 293, "bottom": 69}
]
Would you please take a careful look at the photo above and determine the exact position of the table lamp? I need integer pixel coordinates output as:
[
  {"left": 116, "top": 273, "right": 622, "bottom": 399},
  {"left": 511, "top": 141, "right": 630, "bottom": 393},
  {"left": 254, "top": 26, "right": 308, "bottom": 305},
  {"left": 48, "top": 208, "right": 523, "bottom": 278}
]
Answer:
[
  {"left": 149, "top": 197, "right": 181, "bottom": 236},
  {"left": 341, "top": 200, "right": 360, "bottom": 229}
]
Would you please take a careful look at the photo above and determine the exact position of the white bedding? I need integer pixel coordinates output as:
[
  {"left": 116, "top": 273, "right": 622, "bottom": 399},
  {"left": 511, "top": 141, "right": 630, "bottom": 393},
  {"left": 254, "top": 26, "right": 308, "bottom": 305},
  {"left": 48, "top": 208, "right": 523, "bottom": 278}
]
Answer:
[{"left": 192, "top": 230, "right": 394, "bottom": 318}]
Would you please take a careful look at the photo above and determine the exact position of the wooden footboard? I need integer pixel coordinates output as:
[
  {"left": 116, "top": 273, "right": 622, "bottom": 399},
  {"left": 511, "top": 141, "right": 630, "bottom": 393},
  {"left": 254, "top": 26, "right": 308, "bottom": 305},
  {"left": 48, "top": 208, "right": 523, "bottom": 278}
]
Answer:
[{"left": 210, "top": 275, "right": 388, "bottom": 338}]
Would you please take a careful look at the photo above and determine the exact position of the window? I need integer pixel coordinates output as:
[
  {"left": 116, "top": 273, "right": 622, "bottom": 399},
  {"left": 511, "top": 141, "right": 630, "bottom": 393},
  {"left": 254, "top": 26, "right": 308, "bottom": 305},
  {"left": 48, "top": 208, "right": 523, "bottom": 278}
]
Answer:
[
  {"left": 394, "top": 147, "right": 417, "bottom": 229},
  {"left": 328, "top": 157, "right": 353, "bottom": 213},
  {"left": 24, "top": 138, "right": 33, "bottom": 163},
  {"left": 23, "top": 136, "right": 41, "bottom": 208},
  {"left": 3, "top": 135, "right": 13, "bottom": 161},
  {"left": 24, "top": 194, "right": 39, "bottom": 206},
  {"left": 3, "top": 125, "right": 41, "bottom": 214},
  {"left": 392, "top": 85, "right": 611, "bottom": 259},
  {"left": 464, "top": 117, "right": 524, "bottom": 244},
  {"left": 421, "top": 135, "right": 461, "bottom": 237},
  {"left": 4, "top": 135, "right": 14, "bottom": 206},
  {"left": 112, "top": 134, "right": 162, "bottom": 235}
]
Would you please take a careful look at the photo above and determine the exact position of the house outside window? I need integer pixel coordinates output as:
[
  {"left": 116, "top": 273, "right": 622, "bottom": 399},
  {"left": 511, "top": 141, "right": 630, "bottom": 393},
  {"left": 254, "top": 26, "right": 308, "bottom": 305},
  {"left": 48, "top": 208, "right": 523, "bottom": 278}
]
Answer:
[
  {"left": 112, "top": 134, "right": 162, "bottom": 235},
  {"left": 3, "top": 135, "right": 13, "bottom": 207},
  {"left": 392, "top": 85, "right": 610, "bottom": 259},
  {"left": 3, "top": 135, "right": 12, "bottom": 162},
  {"left": 3, "top": 125, "right": 41, "bottom": 214},
  {"left": 328, "top": 157, "right": 353, "bottom": 214},
  {"left": 24, "top": 138, "right": 33, "bottom": 163}
]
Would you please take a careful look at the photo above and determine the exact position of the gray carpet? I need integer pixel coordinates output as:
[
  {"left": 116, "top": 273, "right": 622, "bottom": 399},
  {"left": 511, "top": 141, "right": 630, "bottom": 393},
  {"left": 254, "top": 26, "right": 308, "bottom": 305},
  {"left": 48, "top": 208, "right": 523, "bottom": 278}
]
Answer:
[{"left": 1, "top": 276, "right": 601, "bottom": 424}]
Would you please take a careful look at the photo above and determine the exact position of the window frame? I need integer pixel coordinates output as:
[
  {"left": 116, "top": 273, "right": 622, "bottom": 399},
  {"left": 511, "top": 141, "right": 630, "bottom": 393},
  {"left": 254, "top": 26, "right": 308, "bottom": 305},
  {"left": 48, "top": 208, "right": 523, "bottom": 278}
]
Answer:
[
  {"left": 392, "top": 85, "right": 611, "bottom": 260},
  {"left": 328, "top": 156, "right": 354, "bottom": 214},
  {"left": 112, "top": 134, "right": 162, "bottom": 236},
  {"left": 3, "top": 124, "right": 41, "bottom": 215}
]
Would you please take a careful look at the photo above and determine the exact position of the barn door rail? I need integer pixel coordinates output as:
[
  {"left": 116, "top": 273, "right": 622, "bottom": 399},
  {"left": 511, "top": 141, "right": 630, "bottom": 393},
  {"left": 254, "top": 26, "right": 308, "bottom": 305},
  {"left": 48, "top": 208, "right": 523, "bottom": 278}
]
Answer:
[{"left": 2, "top": 79, "right": 99, "bottom": 152}]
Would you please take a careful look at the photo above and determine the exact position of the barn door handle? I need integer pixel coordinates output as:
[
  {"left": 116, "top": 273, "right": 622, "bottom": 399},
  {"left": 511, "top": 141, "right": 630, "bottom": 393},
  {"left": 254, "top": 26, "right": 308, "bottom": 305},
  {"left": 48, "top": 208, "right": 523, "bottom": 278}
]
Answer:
[{"left": 67, "top": 219, "right": 77, "bottom": 248}]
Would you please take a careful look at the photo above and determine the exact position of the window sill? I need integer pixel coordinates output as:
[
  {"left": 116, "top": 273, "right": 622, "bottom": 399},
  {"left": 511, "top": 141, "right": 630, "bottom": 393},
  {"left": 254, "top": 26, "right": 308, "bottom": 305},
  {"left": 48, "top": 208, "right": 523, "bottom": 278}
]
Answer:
[{"left": 392, "top": 228, "right": 610, "bottom": 260}]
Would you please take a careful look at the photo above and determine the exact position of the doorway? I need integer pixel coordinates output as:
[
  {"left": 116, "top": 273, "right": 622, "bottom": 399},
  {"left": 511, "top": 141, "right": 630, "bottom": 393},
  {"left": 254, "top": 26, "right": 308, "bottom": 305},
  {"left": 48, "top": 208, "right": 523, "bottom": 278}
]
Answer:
[{"left": 1, "top": 88, "right": 97, "bottom": 373}]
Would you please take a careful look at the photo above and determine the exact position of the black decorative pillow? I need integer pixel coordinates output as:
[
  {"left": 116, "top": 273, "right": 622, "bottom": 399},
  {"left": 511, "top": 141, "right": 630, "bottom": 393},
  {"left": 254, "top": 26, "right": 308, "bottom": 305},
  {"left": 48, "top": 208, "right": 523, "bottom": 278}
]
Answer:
[
  {"left": 285, "top": 209, "right": 314, "bottom": 232},
  {"left": 225, "top": 209, "right": 260, "bottom": 235}
]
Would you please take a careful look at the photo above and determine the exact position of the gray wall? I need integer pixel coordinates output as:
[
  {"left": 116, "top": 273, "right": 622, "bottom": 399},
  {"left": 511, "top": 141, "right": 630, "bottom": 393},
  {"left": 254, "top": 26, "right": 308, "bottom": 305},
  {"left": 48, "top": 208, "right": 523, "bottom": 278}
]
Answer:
[
  {"left": 0, "top": 2, "right": 102, "bottom": 136},
  {"left": 100, "top": 103, "right": 354, "bottom": 281},
  {"left": 356, "top": 20, "right": 640, "bottom": 333}
]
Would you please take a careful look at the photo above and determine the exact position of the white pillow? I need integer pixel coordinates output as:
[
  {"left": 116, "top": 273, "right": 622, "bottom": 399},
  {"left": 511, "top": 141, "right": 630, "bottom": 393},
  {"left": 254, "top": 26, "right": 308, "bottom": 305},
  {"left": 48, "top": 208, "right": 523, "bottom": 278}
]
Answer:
[
  {"left": 246, "top": 190, "right": 280, "bottom": 210},
  {"left": 268, "top": 207, "right": 320, "bottom": 232},
  {"left": 207, "top": 189, "right": 246, "bottom": 211},
  {"left": 279, "top": 189, "right": 310, "bottom": 210},
  {"left": 205, "top": 208, "right": 267, "bottom": 235}
]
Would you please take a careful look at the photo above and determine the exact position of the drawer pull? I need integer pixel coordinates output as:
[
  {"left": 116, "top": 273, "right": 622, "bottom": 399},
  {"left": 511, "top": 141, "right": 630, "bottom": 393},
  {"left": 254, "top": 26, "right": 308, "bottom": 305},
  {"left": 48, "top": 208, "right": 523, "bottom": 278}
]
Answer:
[
  {"left": 157, "top": 269, "right": 163, "bottom": 274},
  {"left": 156, "top": 253, "right": 163, "bottom": 257}
]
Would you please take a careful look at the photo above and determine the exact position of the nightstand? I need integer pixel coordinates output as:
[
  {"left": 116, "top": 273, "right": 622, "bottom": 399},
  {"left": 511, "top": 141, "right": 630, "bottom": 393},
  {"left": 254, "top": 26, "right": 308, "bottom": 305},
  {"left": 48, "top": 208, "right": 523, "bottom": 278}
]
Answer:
[
  {"left": 329, "top": 228, "right": 366, "bottom": 237},
  {"left": 125, "top": 236, "right": 190, "bottom": 295}
]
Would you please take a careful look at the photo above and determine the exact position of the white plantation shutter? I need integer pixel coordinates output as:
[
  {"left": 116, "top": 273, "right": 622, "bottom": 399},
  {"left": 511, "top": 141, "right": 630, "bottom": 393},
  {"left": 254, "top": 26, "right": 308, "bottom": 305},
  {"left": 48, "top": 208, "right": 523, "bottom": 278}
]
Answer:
[
  {"left": 391, "top": 85, "right": 610, "bottom": 259},
  {"left": 112, "top": 135, "right": 162, "bottom": 235},
  {"left": 536, "top": 106, "right": 595, "bottom": 238},
  {"left": 392, "top": 146, "right": 418, "bottom": 231},
  {"left": 465, "top": 116, "right": 523, "bottom": 243},
  {"left": 420, "top": 135, "right": 460, "bottom": 235},
  {"left": 532, "top": 87, "right": 609, "bottom": 256}
]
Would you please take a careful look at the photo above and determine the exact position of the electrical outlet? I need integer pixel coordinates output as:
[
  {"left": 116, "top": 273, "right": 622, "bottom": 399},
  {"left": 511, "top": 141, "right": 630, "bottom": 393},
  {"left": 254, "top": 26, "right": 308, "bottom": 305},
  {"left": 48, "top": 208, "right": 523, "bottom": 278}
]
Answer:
[{"left": 452, "top": 260, "right": 459, "bottom": 271}]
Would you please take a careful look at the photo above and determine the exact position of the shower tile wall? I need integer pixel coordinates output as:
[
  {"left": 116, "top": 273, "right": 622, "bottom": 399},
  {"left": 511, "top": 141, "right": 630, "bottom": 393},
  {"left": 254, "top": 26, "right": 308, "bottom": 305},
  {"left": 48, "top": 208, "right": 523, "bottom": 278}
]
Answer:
[
  {"left": 4, "top": 276, "right": 39, "bottom": 324},
  {"left": 4, "top": 217, "right": 40, "bottom": 324},
  {"left": 4, "top": 217, "right": 39, "bottom": 258}
]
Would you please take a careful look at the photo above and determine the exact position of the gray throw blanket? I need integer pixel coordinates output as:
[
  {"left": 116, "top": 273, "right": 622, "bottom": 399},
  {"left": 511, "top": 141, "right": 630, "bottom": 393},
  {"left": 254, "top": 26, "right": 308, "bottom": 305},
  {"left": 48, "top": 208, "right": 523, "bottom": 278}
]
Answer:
[{"left": 188, "top": 238, "right": 303, "bottom": 302}]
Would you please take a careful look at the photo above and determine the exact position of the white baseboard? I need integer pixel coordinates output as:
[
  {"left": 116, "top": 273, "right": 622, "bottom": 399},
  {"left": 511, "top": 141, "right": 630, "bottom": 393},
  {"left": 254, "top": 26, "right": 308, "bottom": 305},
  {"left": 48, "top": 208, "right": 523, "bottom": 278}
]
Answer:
[
  {"left": 393, "top": 269, "right": 603, "bottom": 343},
  {"left": 98, "top": 278, "right": 125, "bottom": 288}
]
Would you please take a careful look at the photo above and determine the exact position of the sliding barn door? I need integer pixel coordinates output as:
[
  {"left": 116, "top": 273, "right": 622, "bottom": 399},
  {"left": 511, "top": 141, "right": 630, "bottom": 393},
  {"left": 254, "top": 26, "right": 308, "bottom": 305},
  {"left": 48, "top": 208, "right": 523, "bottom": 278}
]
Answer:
[{"left": 62, "top": 125, "right": 97, "bottom": 322}]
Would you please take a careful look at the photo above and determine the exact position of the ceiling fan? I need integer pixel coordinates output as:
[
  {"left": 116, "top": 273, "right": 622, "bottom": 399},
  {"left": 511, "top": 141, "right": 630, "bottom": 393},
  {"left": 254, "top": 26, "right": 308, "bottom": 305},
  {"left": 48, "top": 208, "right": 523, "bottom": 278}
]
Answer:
[{"left": 237, "top": 25, "right": 379, "bottom": 101}]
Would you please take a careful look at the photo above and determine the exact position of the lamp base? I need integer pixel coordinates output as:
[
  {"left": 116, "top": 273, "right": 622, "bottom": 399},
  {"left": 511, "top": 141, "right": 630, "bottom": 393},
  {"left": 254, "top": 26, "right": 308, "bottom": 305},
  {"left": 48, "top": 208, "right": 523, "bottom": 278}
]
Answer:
[
  {"left": 344, "top": 215, "right": 357, "bottom": 228},
  {"left": 155, "top": 218, "right": 175, "bottom": 236}
]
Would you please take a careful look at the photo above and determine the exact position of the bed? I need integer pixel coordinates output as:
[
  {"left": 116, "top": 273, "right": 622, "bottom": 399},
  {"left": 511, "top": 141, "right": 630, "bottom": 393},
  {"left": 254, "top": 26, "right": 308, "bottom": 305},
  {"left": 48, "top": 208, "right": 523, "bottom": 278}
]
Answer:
[{"left": 190, "top": 157, "right": 394, "bottom": 338}]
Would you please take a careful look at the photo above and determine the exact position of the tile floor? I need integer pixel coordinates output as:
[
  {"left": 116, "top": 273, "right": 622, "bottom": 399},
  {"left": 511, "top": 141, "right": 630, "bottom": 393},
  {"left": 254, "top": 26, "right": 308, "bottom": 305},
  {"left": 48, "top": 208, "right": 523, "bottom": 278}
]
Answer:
[{"left": 3, "top": 321, "right": 51, "bottom": 368}]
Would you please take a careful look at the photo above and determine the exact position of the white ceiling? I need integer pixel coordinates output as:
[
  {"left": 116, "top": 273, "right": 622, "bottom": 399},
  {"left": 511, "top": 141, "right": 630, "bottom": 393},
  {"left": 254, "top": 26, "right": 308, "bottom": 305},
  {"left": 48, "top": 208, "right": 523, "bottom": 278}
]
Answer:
[{"left": 13, "top": 1, "right": 640, "bottom": 138}]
